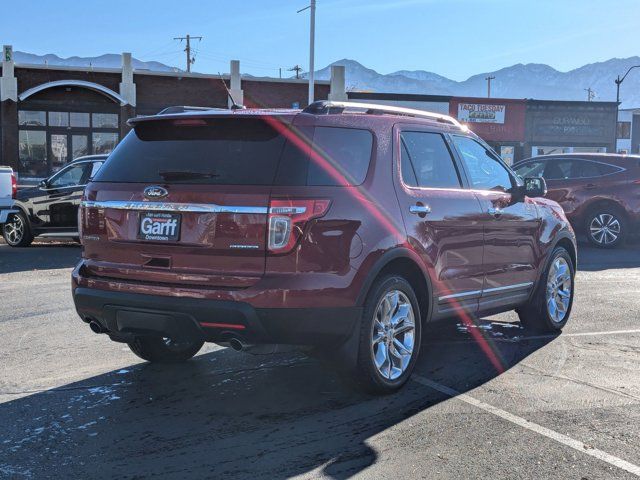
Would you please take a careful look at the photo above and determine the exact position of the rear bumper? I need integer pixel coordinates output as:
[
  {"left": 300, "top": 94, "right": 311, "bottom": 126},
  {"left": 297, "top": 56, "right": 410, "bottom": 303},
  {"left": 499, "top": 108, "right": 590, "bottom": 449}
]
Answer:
[
  {"left": 0, "top": 206, "right": 18, "bottom": 224},
  {"left": 72, "top": 286, "right": 362, "bottom": 347}
]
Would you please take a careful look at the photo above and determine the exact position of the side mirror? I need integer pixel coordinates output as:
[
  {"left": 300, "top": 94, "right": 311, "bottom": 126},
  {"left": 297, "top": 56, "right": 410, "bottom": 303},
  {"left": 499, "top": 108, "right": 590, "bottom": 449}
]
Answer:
[
  {"left": 524, "top": 177, "right": 547, "bottom": 198},
  {"left": 39, "top": 179, "right": 48, "bottom": 188}
]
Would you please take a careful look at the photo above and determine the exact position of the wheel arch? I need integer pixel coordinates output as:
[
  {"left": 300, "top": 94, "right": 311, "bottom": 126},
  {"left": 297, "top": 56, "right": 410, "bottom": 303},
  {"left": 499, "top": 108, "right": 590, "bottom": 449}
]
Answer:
[
  {"left": 356, "top": 248, "right": 433, "bottom": 325},
  {"left": 582, "top": 198, "right": 628, "bottom": 224}
]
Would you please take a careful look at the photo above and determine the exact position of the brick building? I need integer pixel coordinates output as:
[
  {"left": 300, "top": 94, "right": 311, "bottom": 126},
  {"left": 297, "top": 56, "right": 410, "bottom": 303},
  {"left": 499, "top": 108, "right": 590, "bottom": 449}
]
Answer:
[{"left": 0, "top": 47, "right": 341, "bottom": 179}]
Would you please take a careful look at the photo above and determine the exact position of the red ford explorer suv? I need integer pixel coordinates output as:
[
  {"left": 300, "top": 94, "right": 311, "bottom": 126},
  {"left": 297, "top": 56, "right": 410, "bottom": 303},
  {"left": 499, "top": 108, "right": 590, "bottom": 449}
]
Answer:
[{"left": 72, "top": 101, "right": 576, "bottom": 393}]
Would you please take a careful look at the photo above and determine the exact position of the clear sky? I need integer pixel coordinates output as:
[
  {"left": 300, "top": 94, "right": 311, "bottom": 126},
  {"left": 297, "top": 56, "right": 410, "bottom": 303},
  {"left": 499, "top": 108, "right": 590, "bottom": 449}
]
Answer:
[{"left": 5, "top": 0, "right": 639, "bottom": 80}]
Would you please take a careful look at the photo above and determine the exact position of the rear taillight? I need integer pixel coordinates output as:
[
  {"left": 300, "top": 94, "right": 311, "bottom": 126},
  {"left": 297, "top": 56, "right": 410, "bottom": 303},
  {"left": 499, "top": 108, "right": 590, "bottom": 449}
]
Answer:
[
  {"left": 11, "top": 173, "right": 17, "bottom": 199},
  {"left": 267, "top": 199, "right": 331, "bottom": 253}
]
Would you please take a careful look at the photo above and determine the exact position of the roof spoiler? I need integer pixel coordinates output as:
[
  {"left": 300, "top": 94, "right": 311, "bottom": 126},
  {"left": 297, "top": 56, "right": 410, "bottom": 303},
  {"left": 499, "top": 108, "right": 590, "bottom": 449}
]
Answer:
[
  {"left": 157, "top": 106, "right": 226, "bottom": 115},
  {"left": 302, "top": 100, "right": 463, "bottom": 127}
]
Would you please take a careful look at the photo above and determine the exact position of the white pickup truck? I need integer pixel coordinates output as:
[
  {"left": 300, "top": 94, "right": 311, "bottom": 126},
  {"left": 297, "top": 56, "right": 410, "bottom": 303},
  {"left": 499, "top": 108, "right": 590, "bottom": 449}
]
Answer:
[{"left": 0, "top": 166, "right": 18, "bottom": 224}]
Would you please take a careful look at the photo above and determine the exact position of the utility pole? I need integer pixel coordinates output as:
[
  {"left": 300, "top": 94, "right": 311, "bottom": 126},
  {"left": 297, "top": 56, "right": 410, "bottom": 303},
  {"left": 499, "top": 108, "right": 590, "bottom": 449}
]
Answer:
[
  {"left": 173, "top": 34, "right": 202, "bottom": 73},
  {"left": 289, "top": 65, "right": 303, "bottom": 79},
  {"left": 298, "top": 0, "right": 316, "bottom": 105},
  {"left": 585, "top": 87, "right": 595, "bottom": 102},
  {"left": 485, "top": 76, "right": 495, "bottom": 98}
]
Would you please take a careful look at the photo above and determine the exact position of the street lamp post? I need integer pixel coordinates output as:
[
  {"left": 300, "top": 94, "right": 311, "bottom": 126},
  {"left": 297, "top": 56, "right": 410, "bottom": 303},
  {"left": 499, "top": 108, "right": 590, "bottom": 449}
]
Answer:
[
  {"left": 615, "top": 65, "right": 640, "bottom": 104},
  {"left": 298, "top": 0, "right": 317, "bottom": 105},
  {"left": 614, "top": 65, "right": 640, "bottom": 153}
]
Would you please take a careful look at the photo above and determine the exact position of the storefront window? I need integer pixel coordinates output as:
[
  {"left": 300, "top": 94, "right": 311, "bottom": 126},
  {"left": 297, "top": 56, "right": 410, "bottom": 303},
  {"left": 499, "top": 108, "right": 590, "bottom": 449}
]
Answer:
[
  {"left": 92, "top": 113, "right": 119, "bottom": 129},
  {"left": 72, "top": 135, "right": 89, "bottom": 159},
  {"left": 50, "top": 134, "right": 68, "bottom": 172},
  {"left": 70, "top": 112, "right": 90, "bottom": 128},
  {"left": 93, "top": 132, "right": 119, "bottom": 154},
  {"left": 617, "top": 121, "right": 631, "bottom": 139},
  {"left": 18, "top": 111, "right": 46, "bottom": 127},
  {"left": 48, "top": 112, "right": 70, "bottom": 127},
  {"left": 19, "top": 130, "right": 47, "bottom": 177},
  {"left": 499, "top": 146, "right": 515, "bottom": 165}
]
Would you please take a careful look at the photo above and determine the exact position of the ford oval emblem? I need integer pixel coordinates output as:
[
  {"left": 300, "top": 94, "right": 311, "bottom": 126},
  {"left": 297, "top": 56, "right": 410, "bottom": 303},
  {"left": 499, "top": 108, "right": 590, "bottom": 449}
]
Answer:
[{"left": 144, "top": 186, "right": 168, "bottom": 199}]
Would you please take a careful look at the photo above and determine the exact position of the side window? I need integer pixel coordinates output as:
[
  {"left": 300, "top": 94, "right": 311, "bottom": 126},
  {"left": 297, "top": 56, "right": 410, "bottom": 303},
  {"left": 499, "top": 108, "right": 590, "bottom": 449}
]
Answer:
[
  {"left": 597, "top": 163, "right": 623, "bottom": 176},
  {"left": 89, "top": 162, "right": 103, "bottom": 179},
  {"left": 273, "top": 126, "right": 373, "bottom": 186},
  {"left": 543, "top": 160, "right": 572, "bottom": 180},
  {"left": 400, "top": 132, "right": 461, "bottom": 189},
  {"left": 48, "top": 163, "right": 91, "bottom": 188},
  {"left": 570, "top": 160, "right": 600, "bottom": 178},
  {"left": 307, "top": 127, "right": 373, "bottom": 186},
  {"left": 452, "top": 136, "right": 513, "bottom": 191},
  {"left": 514, "top": 161, "right": 545, "bottom": 178}
]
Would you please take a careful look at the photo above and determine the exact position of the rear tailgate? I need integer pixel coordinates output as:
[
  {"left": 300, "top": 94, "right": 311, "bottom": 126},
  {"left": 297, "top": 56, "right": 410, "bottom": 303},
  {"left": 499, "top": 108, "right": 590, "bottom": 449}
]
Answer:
[
  {"left": 80, "top": 115, "right": 292, "bottom": 288},
  {"left": 0, "top": 167, "right": 13, "bottom": 202}
]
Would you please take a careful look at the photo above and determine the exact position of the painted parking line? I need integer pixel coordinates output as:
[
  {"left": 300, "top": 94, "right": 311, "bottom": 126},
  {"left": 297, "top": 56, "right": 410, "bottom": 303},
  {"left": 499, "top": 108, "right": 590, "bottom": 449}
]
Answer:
[{"left": 413, "top": 375, "right": 640, "bottom": 477}]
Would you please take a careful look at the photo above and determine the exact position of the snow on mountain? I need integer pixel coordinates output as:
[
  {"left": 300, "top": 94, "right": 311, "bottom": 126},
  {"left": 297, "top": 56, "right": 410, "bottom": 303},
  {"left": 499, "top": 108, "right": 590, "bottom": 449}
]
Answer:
[
  {"left": 13, "top": 51, "right": 180, "bottom": 72},
  {"left": 308, "top": 58, "right": 640, "bottom": 108}
]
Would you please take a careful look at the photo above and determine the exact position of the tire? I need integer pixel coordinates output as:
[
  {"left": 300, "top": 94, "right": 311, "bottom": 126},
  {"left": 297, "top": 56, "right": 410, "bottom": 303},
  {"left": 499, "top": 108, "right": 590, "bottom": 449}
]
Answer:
[
  {"left": 354, "top": 275, "right": 422, "bottom": 394},
  {"left": 585, "top": 206, "right": 626, "bottom": 248},
  {"left": 2, "top": 211, "right": 34, "bottom": 247},
  {"left": 128, "top": 336, "right": 204, "bottom": 363},
  {"left": 517, "top": 247, "right": 575, "bottom": 333}
]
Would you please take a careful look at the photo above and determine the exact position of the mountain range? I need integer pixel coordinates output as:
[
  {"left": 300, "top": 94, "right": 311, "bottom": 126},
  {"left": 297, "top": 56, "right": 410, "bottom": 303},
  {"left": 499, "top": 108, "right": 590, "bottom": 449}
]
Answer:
[
  {"left": 12, "top": 52, "right": 640, "bottom": 108},
  {"left": 309, "top": 58, "right": 640, "bottom": 108},
  {"left": 13, "top": 51, "right": 180, "bottom": 72}
]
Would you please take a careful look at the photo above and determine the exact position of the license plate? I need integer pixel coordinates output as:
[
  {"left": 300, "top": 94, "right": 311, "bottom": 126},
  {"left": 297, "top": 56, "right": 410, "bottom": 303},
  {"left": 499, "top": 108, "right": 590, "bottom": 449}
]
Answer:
[{"left": 138, "top": 212, "right": 181, "bottom": 242}]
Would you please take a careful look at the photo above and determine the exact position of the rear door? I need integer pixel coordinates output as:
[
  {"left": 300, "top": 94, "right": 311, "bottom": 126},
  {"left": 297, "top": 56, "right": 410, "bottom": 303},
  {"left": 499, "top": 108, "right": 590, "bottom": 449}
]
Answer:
[
  {"left": 82, "top": 116, "right": 289, "bottom": 288},
  {"left": 45, "top": 162, "right": 93, "bottom": 227},
  {"left": 393, "top": 126, "right": 485, "bottom": 319}
]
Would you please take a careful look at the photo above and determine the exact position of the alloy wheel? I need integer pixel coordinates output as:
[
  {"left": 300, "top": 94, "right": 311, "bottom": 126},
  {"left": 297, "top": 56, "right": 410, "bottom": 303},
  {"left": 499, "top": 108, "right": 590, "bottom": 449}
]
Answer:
[
  {"left": 371, "top": 290, "right": 416, "bottom": 380},
  {"left": 546, "top": 257, "right": 572, "bottom": 323},
  {"left": 4, "top": 215, "right": 25, "bottom": 246},
  {"left": 589, "top": 213, "right": 621, "bottom": 246}
]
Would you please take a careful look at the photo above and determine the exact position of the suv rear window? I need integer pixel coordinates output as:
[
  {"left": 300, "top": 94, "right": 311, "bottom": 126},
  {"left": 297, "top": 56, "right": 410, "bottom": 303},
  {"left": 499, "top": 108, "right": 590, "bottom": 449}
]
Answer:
[
  {"left": 94, "top": 118, "right": 287, "bottom": 185},
  {"left": 95, "top": 120, "right": 373, "bottom": 187}
]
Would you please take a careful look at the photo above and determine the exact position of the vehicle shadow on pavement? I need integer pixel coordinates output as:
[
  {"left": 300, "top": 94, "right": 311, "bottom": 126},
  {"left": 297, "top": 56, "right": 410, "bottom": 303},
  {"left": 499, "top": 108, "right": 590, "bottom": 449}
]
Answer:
[
  {"left": 0, "top": 242, "right": 80, "bottom": 274},
  {"left": 0, "top": 321, "right": 555, "bottom": 479}
]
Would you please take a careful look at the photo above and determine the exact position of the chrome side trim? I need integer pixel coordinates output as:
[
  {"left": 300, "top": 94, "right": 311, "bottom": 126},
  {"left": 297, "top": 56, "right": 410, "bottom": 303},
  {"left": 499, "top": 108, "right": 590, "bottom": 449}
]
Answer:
[
  {"left": 438, "top": 282, "right": 534, "bottom": 302},
  {"left": 438, "top": 290, "right": 482, "bottom": 301},
  {"left": 482, "top": 282, "right": 533, "bottom": 295},
  {"left": 81, "top": 200, "right": 268, "bottom": 215}
]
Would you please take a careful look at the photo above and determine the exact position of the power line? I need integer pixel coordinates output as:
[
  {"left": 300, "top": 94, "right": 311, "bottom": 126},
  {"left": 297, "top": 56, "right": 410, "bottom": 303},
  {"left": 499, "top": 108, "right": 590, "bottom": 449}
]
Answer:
[{"left": 173, "top": 34, "right": 203, "bottom": 73}]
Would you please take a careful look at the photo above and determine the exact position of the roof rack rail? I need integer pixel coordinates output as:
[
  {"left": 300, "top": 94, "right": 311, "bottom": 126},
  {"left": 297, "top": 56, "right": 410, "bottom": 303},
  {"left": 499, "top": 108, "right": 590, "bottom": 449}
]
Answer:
[
  {"left": 302, "top": 100, "right": 463, "bottom": 127},
  {"left": 157, "top": 105, "right": 226, "bottom": 115}
]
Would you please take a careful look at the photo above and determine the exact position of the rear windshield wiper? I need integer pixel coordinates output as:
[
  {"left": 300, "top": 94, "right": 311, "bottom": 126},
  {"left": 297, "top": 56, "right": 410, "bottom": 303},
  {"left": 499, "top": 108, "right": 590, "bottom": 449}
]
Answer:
[{"left": 158, "top": 170, "right": 221, "bottom": 181}]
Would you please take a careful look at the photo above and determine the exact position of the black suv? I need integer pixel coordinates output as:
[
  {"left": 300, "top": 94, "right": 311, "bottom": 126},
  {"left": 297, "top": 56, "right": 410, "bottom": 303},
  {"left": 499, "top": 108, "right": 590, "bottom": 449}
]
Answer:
[{"left": 3, "top": 155, "right": 107, "bottom": 247}]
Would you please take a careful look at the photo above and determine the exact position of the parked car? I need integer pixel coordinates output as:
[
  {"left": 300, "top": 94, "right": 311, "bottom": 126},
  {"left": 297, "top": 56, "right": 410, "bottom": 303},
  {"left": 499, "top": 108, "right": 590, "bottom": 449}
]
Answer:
[
  {"left": 514, "top": 153, "right": 640, "bottom": 248},
  {"left": 2, "top": 155, "right": 107, "bottom": 247},
  {"left": 72, "top": 102, "right": 576, "bottom": 393},
  {"left": 0, "top": 165, "right": 18, "bottom": 226}
]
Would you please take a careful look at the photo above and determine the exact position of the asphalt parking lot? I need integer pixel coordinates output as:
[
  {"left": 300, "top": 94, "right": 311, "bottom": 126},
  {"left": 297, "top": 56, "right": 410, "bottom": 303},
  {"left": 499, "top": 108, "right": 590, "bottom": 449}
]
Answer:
[{"left": 0, "top": 239, "right": 639, "bottom": 479}]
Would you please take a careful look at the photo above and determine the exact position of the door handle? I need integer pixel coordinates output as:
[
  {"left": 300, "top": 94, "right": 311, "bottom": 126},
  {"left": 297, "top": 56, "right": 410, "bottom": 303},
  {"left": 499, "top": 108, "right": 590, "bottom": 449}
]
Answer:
[
  {"left": 409, "top": 204, "right": 431, "bottom": 216},
  {"left": 487, "top": 207, "right": 503, "bottom": 218},
  {"left": 585, "top": 183, "right": 598, "bottom": 190}
]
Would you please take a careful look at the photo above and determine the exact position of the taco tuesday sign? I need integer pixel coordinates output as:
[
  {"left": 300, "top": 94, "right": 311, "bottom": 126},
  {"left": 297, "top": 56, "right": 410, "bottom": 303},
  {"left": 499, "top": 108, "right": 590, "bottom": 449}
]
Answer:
[{"left": 458, "top": 103, "right": 506, "bottom": 124}]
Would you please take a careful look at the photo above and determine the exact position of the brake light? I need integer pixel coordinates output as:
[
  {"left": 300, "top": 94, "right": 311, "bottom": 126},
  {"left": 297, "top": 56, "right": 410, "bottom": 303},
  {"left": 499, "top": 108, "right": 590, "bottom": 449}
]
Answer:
[
  {"left": 11, "top": 173, "right": 17, "bottom": 199},
  {"left": 267, "top": 199, "right": 331, "bottom": 253}
]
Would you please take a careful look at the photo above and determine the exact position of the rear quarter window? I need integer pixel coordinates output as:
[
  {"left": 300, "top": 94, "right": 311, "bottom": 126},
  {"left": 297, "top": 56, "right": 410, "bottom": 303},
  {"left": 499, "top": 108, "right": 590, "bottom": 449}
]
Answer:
[{"left": 275, "top": 126, "right": 373, "bottom": 186}]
